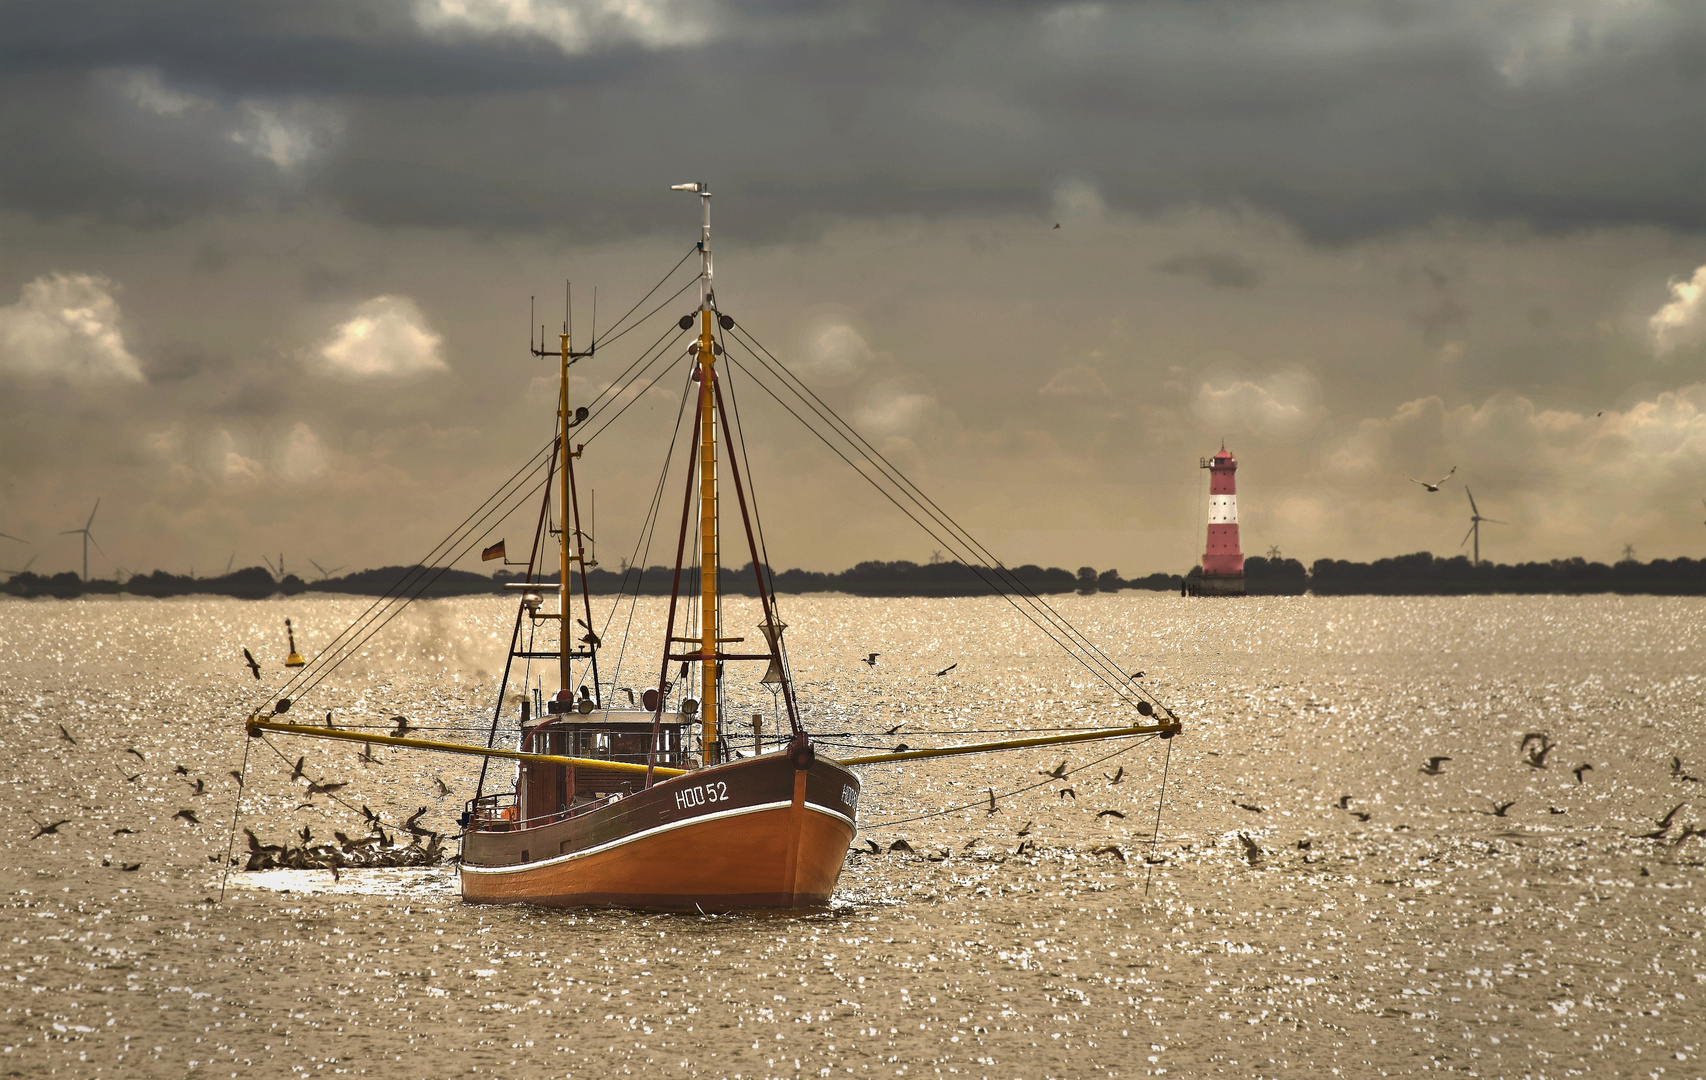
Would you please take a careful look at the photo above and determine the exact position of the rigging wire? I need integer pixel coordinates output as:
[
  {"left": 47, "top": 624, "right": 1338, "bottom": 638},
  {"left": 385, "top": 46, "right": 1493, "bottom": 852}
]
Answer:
[
  {"left": 575, "top": 323, "right": 689, "bottom": 432},
  {"left": 587, "top": 275, "right": 700, "bottom": 353},
  {"left": 586, "top": 246, "right": 697, "bottom": 348},
  {"left": 240, "top": 437, "right": 556, "bottom": 716},
  {"left": 579, "top": 335, "right": 693, "bottom": 447},
  {"left": 722, "top": 350, "right": 1159, "bottom": 722},
  {"left": 723, "top": 321, "right": 1167, "bottom": 718},
  {"left": 858, "top": 736, "right": 1155, "bottom": 831}
]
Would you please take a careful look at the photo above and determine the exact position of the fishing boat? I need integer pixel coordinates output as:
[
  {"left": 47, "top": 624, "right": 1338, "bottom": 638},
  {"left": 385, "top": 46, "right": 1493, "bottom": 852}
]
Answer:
[{"left": 242, "top": 183, "right": 1180, "bottom": 911}]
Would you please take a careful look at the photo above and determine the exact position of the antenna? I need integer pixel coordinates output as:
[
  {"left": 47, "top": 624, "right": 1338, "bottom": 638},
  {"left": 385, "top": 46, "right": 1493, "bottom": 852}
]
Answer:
[
  {"left": 530, "top": 295, "right": 535, "bottom": 353},
  {"left": 565, "top": 279, "right": 572, "bottom": 350},
  {"left": 590, "top": 286, "right": 597, "bottom": 350}
]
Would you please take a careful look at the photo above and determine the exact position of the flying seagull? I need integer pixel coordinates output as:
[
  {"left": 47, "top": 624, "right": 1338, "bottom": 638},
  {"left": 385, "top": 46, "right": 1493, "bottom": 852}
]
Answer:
[
  {"left": 1039, "top": 760, "right": 1068, "bottom": 780},
  {"left": 173, "top": 809, "right": 201, "bottom": 825},
  {"left": 862, "top": 653, "right": 879, "bottom": 668},
  {"left": 1419, "top": 756, "right": 1451, "bottom": 776},
  {"left": 1572, "top": 763, "right": 1593, "bottom": 784},
  {"left": 1521, "top": 733, "right": 1554, "bottom": 769},
  {"left": 934, "top": 663, "right": 958, "bottom": 677},
  {"left": 1105, "top": 766, "right": 1124, "bottom": 784},
  {"left": 29, "top": 817, "right": 71, "bottom": 840},
  {"left": 390, "top": 716, "right": 417, "bottom": 737},
  {"left": 1408, "top": 466, "right": 1457, "bottom": 493},
  {"left": 57, "top": 724, "right": 76, "bottom": 745},
  {"left": 1476, "top": 800, "right": 1517, "bottom": 817},
  {"left": 1097, "top": 809, "right": 1126, "bottom": 819},
  {"left": 1091, "top": 844, "right": 1125, "bottom": 861},
  {"left": 1637, "top": 803, "right": 1686, "bottom": 840},
  {"left": 305, "top": 779, "right": 347, "bottom": 796},
  {"left": 242, "top": 648, "right": 261, "bottom": 680}
]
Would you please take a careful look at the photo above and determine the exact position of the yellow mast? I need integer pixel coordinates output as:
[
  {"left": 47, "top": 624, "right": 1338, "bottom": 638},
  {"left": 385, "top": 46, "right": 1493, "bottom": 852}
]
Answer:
[
  {"left": 559, "top": 323, "right": 572, "bottom": 692},
  {"left": 674, "top": 182, "right": 720, "bottom": 762}
]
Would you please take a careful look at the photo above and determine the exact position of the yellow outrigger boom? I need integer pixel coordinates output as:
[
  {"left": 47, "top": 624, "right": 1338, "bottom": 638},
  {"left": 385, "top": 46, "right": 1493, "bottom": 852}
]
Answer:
[
  {"left": 246, "top": 717, "right": 688, "bottom": 779},
  {"left": 250, "top": 713, "right": 1175, "bottom": 774}
]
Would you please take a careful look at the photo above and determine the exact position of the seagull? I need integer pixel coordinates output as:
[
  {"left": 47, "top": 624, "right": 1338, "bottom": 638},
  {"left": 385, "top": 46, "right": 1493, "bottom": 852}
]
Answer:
[
  {"left": 1058, "top": 787, "right": 1076, "bottom": 800},
  {"left": 934, "top": 663, "right": 957, "bottom": 677},
  {"left": 173, "top": 809, "right": 201, "bottom": 825},
  {"left": 306, "top": 779, "right": 347, "bottom": 796},
  {"left": 289, "top": 756, "right": 308, "bottom": 782},
  {"left": 1052, "top": 223, "right": 1061, "bottom": 229},
  {"left": 887, "top": 839, "right": 914, "bottom": 854},
  {"left": 1520, "top": 733, "right": 1554, "bottom": 769},
  {"left": 111, "top": 827, "right": 136, "bottom": 836},
  {"left": 360, "top": 805, "right": 381, "bottom": 828},
  {"left": 1096, "top": 809, "right": 1126, "bottom": 819},
  {"left": 1637, "top": 803, "right": 1686, "bottom": 839},
  {"left": 1039, "top": 760, "right": 1068, "bottom": 780},
  {"left": 884, "top": 724, "right": 905, "bottom": 736},
  {"left": 1234, "top": 801, "right": 1264, "bottom": 813},
  {"left": 115, "top": 766, "right": 141, "bottom": 784},
  {"left": 986, "top": 788, "right": 997, "bottom": 815},
  {"left": 1672, "top": 756, "right": 1702, "bottom": 783},
  {"left": 1091, "top": 844, "right": 1125, "bottom": 861},
  {"left": 1238, "top": 833, "right": 1262, "bottom": 865},
  {"left": 1014, "top": 839, "right": 1035, "bottom": 856},
  {"left": 1572, "top": 763, "right": 1593, "bottom": 784},
  {"left": 120, "top": 863, "right": 142, "bottom": 872},
  {"left": 125, "top": 747, "right": 145, "bottom": 761},
  {"left": 299, "top": 824, "right": 314, "bottom": 845},
  {"left": 1336, "top": 795, "right": 1354, "bottom": 810},
  {"left": 28, "top": 817, "right": 71, "bottom": 840},
  {"left": 403, "top": 807, "right": 434, "bottom": 839},
  {"left": 1476, "top": 800, "right": 1516, "bottom": 817},
  {"left": 620, "top": 687, "right": 636, "bottom": 706},
  {"left": 359, "top": 744, "right": 383, "bottom": 766},
  {"left": 432, "top": 776, "right": 451, "bottom": 798},
  {"left": 391, "top": 716, "right": 417, "bottom": 737},
  {"left": 242, "top": 648, "right": 261, "bottom": 680},
  {"left": 185, "top": 778, "right": 206, "bottom": 796},
  {"left": 1548, "top": 807, "right": 1567, "bottom": 815},
  {"left": 862, "top": 653, "right": 879, "bottom": 668},
  {"left": 57, "top": 724, "right": 77, "bottom": 745},
  {"left": 1105, "top": 766, "right": 1125, "bottom": 785},
  {"left": 1419, "top": 756, "right": 1451, "bottom": 776},
  {"left": 1127, "top": 671, "right": 1145, "bottom": 680},
  {"left": 173, "top": 764, "right": 189, "bottom": 776},
  {"left": 1350, "top": 810, "right": 1372, "bottom": 822},
  {"left": 963, "top": 837, "right": 984, "bottom": 850},
  {"left": 863, "top": 838, "right": 880, "bottom": 854},
  {"left": 229, "top": 771, "right": 244, "bottom": 786},
  {"left": 1408, "top": 466, "right": 1457, "bottom": 493},
  {"left": 1016, "top": 821, "right": 1034, "bottom": 837}
]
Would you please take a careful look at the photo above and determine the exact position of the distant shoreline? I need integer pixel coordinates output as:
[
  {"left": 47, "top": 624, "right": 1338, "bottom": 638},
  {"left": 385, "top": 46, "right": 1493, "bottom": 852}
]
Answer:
[{"left": 4, "top": 553, "right": 1705, "bottom": 598}]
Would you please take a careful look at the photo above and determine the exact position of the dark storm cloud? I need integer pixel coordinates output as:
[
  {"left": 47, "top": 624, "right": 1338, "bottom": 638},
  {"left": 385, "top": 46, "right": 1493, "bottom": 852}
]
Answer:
[{"left": 4, "top": 1, "right": 1706, "bottom": 241}]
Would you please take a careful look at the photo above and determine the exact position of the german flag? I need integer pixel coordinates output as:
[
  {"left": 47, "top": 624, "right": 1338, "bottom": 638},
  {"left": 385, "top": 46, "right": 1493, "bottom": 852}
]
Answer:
[{"left": 481, "top": 540, "right": 506, "bottom": 562}]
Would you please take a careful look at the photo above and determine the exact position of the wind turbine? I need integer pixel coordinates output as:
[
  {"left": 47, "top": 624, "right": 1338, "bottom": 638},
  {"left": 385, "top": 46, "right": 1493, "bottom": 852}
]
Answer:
[
  {"left": 1266, "top": 545, "right": 1282, "bottom": 559},
  {"left": 1460, "top": 487, "right": 1505, "bottom": 566},
  {"left": 60, "top": 499, "right": 103, "bottom": 582},
  {"left": 0, "top": 554, "right": 37, "bottom": 581},
  {"left": 309, "top": 559, "right": 346, "bottom": 581},
  {"left": 0, "top": 531, "right": 25, "bottom": 545}
]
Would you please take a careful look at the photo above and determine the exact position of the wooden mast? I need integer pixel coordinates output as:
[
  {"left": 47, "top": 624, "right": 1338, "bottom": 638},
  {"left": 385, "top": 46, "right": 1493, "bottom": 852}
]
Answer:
[{"left": 559, "top": 315, "right": 573, "bottom": 692}]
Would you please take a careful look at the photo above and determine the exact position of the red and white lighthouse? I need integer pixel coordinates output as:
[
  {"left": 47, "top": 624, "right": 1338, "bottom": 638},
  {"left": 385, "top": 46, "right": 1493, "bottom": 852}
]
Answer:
[{"left": 1193, "top": 444, "right": 1246, "bottom": 596}]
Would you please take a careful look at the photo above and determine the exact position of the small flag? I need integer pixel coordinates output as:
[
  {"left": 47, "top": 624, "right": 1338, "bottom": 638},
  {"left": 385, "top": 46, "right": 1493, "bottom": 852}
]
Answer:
[{"left": 481, "top": 540, "right": 506, "bottom": 562}]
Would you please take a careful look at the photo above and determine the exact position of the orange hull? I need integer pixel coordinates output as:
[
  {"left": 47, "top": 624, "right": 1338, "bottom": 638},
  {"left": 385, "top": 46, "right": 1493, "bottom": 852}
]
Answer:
[{"left": 459, "top": 754, "right": 860, "bottom": 911}]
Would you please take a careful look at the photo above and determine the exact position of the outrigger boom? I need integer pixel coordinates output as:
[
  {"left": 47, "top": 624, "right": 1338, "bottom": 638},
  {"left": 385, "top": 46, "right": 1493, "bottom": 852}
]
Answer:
[{"left": 249, "top": 713, "right": 1176, "bottom": 771}]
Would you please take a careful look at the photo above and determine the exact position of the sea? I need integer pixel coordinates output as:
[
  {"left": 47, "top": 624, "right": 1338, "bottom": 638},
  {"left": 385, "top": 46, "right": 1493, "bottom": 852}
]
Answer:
[{"left": 1, "top": 593, "right": 1702, "bottom": 1079}]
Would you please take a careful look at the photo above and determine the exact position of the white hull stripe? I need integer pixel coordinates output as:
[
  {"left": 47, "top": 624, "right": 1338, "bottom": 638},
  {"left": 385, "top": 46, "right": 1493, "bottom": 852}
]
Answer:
[{"left": 461, "top": 799, "right": 856, "bottom": 877}]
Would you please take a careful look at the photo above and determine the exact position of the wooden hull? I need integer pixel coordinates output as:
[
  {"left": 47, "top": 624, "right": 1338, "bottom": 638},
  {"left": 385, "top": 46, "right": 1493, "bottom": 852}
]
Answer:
[{"left": 460, "top": 752, "right": 859, "bottom": 911}]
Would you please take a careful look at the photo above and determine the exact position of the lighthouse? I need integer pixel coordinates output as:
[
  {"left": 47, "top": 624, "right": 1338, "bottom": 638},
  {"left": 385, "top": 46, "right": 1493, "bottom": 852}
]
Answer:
[{"left": 1191, "top": 444, "right": 1246, "bottom": 596}]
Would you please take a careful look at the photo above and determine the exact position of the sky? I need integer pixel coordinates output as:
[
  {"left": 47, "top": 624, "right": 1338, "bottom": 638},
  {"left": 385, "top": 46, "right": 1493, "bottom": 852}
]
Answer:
[{"left": 3, "top": 0, "right": 1706, "bottom": 579}]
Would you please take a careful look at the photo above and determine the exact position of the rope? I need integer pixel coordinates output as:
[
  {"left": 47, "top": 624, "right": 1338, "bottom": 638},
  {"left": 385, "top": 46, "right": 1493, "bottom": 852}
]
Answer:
[
  {"left": 1145, "top": 736, "right": 1175, "bottom": 895},
  {"left": 216, "top": 735, "right": 253, "bottom": 902}
]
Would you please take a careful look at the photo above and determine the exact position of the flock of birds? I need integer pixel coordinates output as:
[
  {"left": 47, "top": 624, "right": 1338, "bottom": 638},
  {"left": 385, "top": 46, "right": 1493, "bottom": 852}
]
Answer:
[
  {"left": 1219, "top": 733, "right": 1706, "bottom": 859},
  {"left": 27, "top": 706, "right": 454, "bottom": 876}
]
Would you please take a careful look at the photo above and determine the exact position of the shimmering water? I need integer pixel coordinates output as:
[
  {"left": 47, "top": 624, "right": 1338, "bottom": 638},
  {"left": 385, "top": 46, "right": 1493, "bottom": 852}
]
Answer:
[{"left": 3, "top": 594, "right": 1704, "bottom": 1078}]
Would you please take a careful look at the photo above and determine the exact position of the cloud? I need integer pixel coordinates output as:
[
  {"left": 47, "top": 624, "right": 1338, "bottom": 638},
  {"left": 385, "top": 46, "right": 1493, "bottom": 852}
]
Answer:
[
  {"left": 312, "top": 296, "right": 447, "bottom": 379},
  {"left": 0, "top": 273, "right": 144, "bottom": 384},
  {"left": 1192, "top": 370, "right": 1326, "bottom": 443},
  {"left": 1649, "top": 264, "right": 1706, "bottom": 357},
  {"left": 207, "top": 429, "right": 265, "bottom": 489},
  {"left": 797, "top": 320, "right": 874, "bottom": 387},
  {"left": 1154, "top": 252, "right": 1262, "bottom": 290},
  {"left": 855, "top": 377, "right": 938, "bottom": 439},
  {"left": 1038, "top": 363, "right": 1112, "bottom": 399},
  {"left": 230, "top": 100, "right": 344, "bottom": 172},
  {"left": 115, "top": 68, "right": 208, "bottom": 118},
  {"left": 413, "top": 0, "right": 715, "bottom": 53},
  {"left": 1050, "top": 179, "right": 1106, "bottom": 223},
  {"left": 275, "top": 422, "right": 330, "bottom": 485}
]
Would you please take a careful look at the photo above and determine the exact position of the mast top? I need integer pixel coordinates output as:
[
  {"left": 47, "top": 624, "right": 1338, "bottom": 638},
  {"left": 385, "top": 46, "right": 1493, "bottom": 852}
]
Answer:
[{"left": 672, "top": 183, "right": 713, "bottom": 312}]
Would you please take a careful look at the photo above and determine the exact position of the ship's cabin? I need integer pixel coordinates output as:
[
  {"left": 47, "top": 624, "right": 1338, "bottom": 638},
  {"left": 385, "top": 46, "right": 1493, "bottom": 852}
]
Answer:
[{"left": 476, "top": 709, "right": 693, "bottom": 831}]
